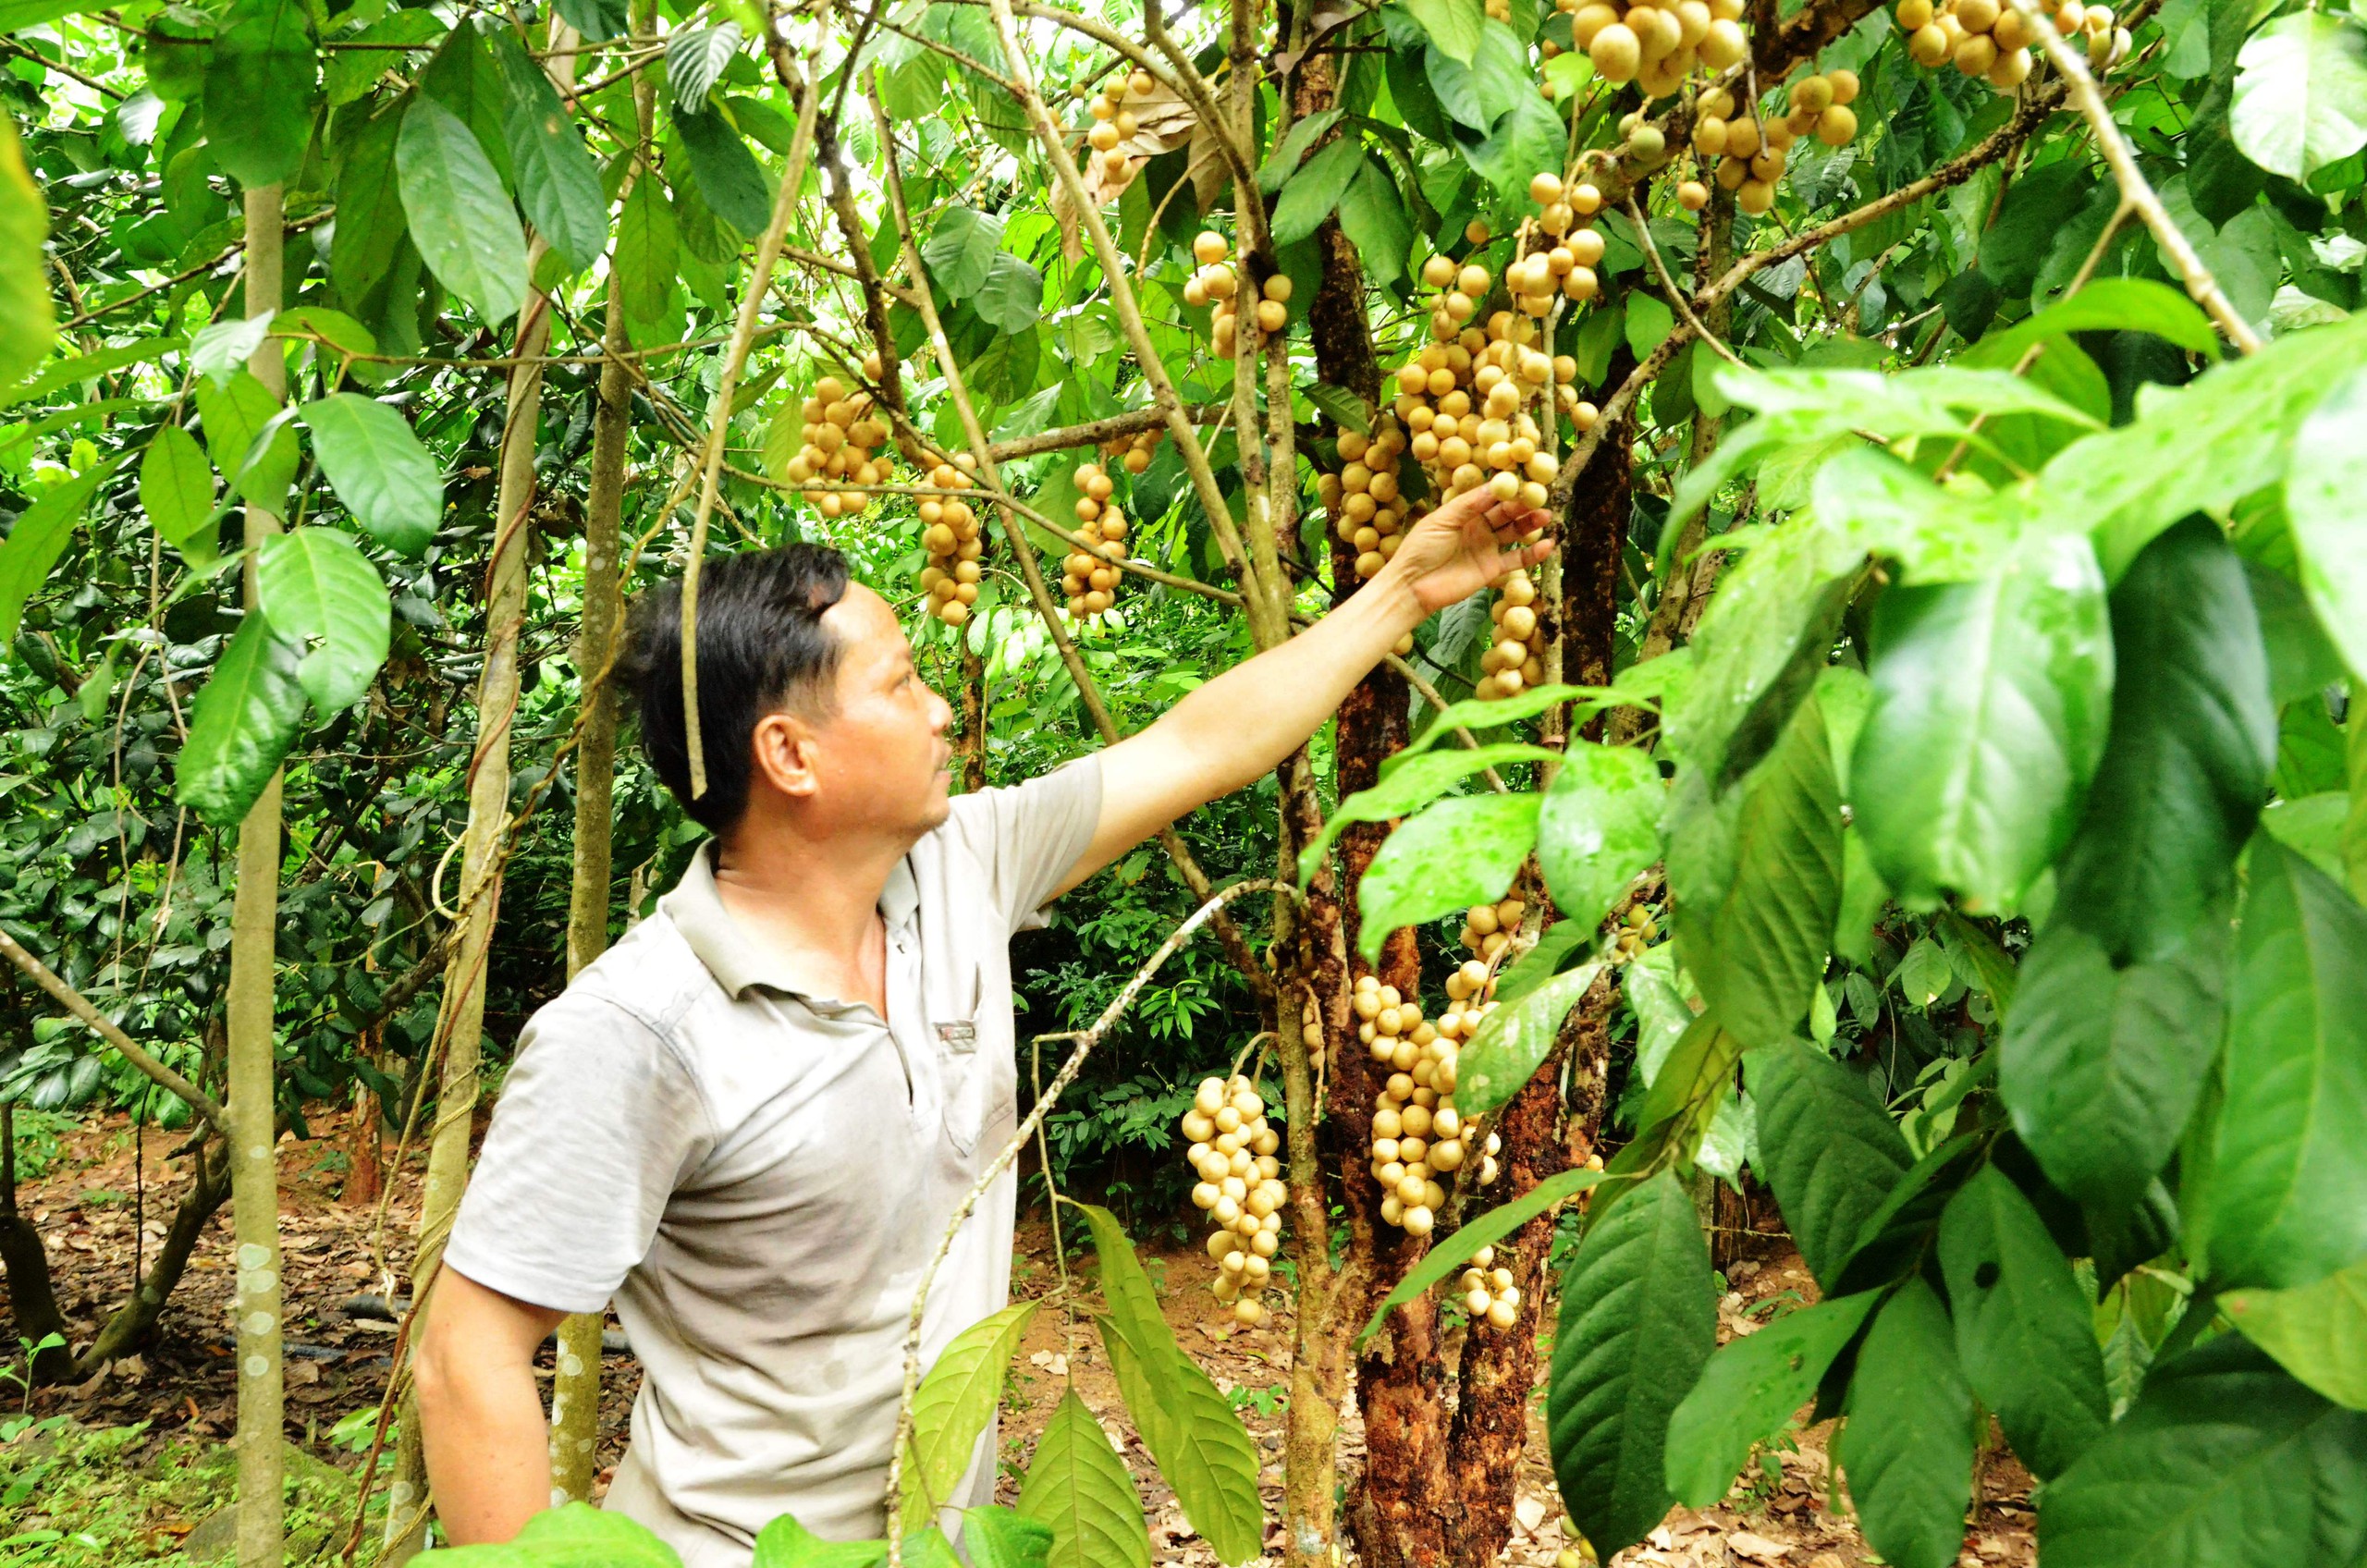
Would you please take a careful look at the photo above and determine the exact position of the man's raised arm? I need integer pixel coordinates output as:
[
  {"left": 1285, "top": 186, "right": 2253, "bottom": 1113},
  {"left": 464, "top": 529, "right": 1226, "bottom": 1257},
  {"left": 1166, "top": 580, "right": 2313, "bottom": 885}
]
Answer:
[
  {"left": 1055, "top": 486, "right": 1551, "bottom": 898},
  {"left": 414, "top": 1268, "right": 570, "bottom": 1545}
]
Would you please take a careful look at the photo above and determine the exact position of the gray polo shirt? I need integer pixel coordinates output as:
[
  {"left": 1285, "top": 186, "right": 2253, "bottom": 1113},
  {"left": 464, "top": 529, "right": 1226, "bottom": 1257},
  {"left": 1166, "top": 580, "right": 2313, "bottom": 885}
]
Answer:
[{"left": 444, "top": 759, "right": 1103, "bottom": 1567}]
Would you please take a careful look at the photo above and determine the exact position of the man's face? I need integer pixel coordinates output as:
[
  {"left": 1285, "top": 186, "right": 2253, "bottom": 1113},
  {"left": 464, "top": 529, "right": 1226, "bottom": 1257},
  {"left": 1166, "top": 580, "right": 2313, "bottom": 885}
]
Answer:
[{"left": 803, "top": 582, "right": 955, "bottom": 838}]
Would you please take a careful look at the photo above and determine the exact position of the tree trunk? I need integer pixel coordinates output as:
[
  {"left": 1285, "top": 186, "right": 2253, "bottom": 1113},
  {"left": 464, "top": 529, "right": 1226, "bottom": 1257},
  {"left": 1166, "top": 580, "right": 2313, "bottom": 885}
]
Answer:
[
  {"left": 0, "top": 1102, "right": 69, "bottom": 1380},
  {"left": 73, "top": 1135, "right": 233, "bottom": 1376},
  {"left": 959, "top": 638, "right": 987, "bottom": 793},
  {"left": 229, "top": 180, "right": 288, "bottom": 1568}
]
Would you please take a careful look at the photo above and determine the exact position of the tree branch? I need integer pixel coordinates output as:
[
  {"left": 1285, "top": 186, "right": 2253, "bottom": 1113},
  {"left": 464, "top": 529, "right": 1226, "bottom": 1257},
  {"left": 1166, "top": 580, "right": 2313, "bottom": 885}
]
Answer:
[{"left": 0, "top": 925, "right": 230, "bottom": 1135}]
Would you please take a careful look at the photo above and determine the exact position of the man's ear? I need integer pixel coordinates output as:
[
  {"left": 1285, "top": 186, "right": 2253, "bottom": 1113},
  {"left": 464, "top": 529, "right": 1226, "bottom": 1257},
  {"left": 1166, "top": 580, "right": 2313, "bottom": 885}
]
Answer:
[{"left": 749, "top": 710, "right": 821, "bottom": 801}]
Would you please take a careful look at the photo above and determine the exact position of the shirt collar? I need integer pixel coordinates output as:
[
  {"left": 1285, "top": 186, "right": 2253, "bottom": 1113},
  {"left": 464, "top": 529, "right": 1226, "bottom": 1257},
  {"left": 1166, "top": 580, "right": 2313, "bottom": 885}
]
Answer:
[{"left": 661, "top": 839, "right": 922, "bottom": 1001}]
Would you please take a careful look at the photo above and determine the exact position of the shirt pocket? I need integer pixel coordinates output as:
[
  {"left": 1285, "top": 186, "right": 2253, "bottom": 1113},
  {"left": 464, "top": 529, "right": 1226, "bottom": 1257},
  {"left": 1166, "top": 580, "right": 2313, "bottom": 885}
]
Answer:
[{"left": 938, "top": 969, "right": 1016, "bottom": 1164}]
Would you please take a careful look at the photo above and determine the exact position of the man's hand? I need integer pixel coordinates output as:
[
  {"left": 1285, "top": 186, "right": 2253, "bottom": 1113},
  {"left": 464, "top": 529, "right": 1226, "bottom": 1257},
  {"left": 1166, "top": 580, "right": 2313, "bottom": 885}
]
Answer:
[
  {"left": 1377, "top": 484, "right": 1556, "bottom": 614},
  {"left": 1058, "top": 483, "right": 1556, "bottom": 896}
]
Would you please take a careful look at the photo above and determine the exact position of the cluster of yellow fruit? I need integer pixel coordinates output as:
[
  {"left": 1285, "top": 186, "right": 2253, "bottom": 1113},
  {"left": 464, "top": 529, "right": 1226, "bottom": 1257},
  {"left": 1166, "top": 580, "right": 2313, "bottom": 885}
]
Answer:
[
  {"left": 1100, "top": 425, "right": 1162, "bottom": 476},
  {"left": 1612, "top": 902, "right": 1661, "bottom": 962},
  {"left": 1318, "top": 422, "right": 1414, "bottom": 582},
  {"left": 780, "top": 376, "right": 893, "bottom": 519},
  {"left": 1568, "top": 0, "right": 1749, "bottom": 96},
  {"left": 1182, "top": 231, "right": 1293, "bottom": 354},
  {"left": 1515, "top": 174, "right": 1610, "bottom": 307},
  {"left": 1389, "top": 304, "right": 1582, "bottom": 514},
  {"left": 1081, "top": 70, "right": 1158, "bottom": 191},
  {"left": 914, "top": 454, "right": 984, "bottom": 627},
  {"left": 1459, "top": 1245, "right": 1525, "bottom": 1330},
  {"left": 1303, "top": 991, "right": 1326, "bottom": 1074},
  {"left": 1687, "top": 70, "right": 1861, "bottom": 216},
  {"left": 1060, "top": 460, "right": 1130, "bottom": 621},
  {"left": 1359, "top": 974, "right": 1479, "bottom": 1237},
  {"left": 1183, "top": 1074, "right": 1286, "bottom": 1326},
  {"left": 1478, "top": 570, "right": 1547, "bottom": 701},
  {"left": 2058, "top": 0, "right": 2134, "bottom": 67}
]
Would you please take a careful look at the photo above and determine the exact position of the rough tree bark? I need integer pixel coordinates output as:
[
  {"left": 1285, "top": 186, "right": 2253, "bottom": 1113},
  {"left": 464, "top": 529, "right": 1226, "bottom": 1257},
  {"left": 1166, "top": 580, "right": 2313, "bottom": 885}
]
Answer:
[
  {"left": 229, "top": 179, "right": 288, "bottom": 1568},
  {"left": 0, "top": 1101, "right": 69, "bottom": 1380}
]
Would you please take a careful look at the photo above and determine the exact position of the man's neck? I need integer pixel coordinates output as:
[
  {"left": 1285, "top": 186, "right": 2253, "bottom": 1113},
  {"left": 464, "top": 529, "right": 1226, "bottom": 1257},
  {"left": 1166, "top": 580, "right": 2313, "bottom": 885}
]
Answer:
[{"left": 709, "top": 819, "right": 914, "bottom": 1011}]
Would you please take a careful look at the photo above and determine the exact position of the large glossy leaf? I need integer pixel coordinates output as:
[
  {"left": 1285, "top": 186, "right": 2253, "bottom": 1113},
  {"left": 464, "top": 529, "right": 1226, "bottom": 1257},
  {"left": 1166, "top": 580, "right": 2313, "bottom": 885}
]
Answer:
[
  {"left": 435, "top": 1501, "right": 681, "bottom": 1567},
  {"left": 1356, "top": 791, "right": 1541, "bottom": 961},
  {"left": 1457, "top": 962, "right": 1604, "bottom": 1124},
  {"left": 1537, "top": 741, "right": 1664, "bottom": 934},
  {"left": 194, "top": 369, "right": 297, "bottom": 508},
  {"left": 1299, "top": 743, "right": 1559, "bottom": 884},
  {"left": 0, "top": 116, "right": 54, "bottom": 388},
  {"left": 300, "top": 394, "right": 441, "bottom": 556},
  {"left": 963, "top": 1508, "right": 1052, "bottom": 1568},
  {"left": 0, "top": 461, "right": 109, "bottom": 644},
  {"left": 1667, "top": 692, "right": 1842, "bottom": 1049},
  {"left": 1402, "top": 0, "right": 1483, "bottom": 63},
  {"left": 615, "top": 174, "right": 679, "bottom": 328},
  {"left": 900, "top": 1302, "right": 1037, "bottom": 1532},
  {"left": 666, "top": 22, "right": 742, "bottom": 112},
  {"left": 1269, "top": 137, "right": 1365, "bottom": 248},
  {"left": 1936, "top": 1167, "right": 2109, "bottom": 1480},
  {"left": 487, "top": 27, "right": 608, "bottom": 274},
  {"left": 2225, "top": 1258, "right": 2367, "bottom": 1410},
  {"left": 1016, "top": 1391, "right": 1151, "bottom": 1568},
  {"left": 255, "top": 528, "right": 389, "bottom": 715},
  {"left": 178, "top": 611, "right": 308, "bottom": 827},
  {"left": 924, "top": 206, "right": 1005, "bottom": 300},
  {"left": 2000, "top": 913, "right": 2228, "bottom": 1217},
  {"left": 1958, "top": 278, "right": 2220, "bottom": 368},
  {"left": 2037, "top": 1336, "right": 2367, "bottom": 1568},
  {"left": 1358, "top": 1168, "right": 1605, "bottom": 1345},
  {"left": 1747, "top": 1039, "right": 1914, "bottom": 1290},
  {"left": 202, "top": 0, "right": 316, "bottom": 189},
  {"left": 1071, "top": 1204, "right": 1261, "bottom": 1563},
  {"left": 397, "top": 94, "right": 527, "bottom": 324},
  {"left": 140, "top": 424, "right": 217, "bottom": 555},
  {"left": 2042, "top": 312, "right": 2367, "bottom": 581},
  {"left": 2229, "top": 12, "right": 2367, "bottom": 182},
  {"left": 2050, "top": 516, "right": 2276, "bottom": 964},
  {"left": 330, "top": 102, "right": 411, "bottom": 307},
  {"left": 1546, "top": 1169, "right": 1715, "bottom": 1559},
  {"left": 749, "top": 1513, "right": 887, "bottom": 1568},
  {"left": 1852, "top": 530, "right": 2114, "bottom": 915},
  {"left": 2190, "top": 840, "right": 2367, "bottom": 1291},
  {"left": 1334, "top": 157, "right": 1412, "bottom": 288},
  {"left": 1663, "top": 1291, "right": 1880, "bottom": 1506},
  {"left": 2284, "top": 366, "right": 2367, "bottom": 678},
  {"left": 677, "top": 104, "right": 772, "bottom": 239},
  {"left": 1837, "top": 1280, "right": 1976, "bottom": 1568},
  {"left": 973, "top": 253, "right": 1045, "bottom": 335}
]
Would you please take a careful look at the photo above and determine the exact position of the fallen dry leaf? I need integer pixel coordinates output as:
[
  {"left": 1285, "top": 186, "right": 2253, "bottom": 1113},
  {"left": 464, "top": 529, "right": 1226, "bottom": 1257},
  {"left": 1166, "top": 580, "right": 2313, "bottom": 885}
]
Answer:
[{"left": 1726, "top": 1530, "right": 1790, "bottom": 1562}]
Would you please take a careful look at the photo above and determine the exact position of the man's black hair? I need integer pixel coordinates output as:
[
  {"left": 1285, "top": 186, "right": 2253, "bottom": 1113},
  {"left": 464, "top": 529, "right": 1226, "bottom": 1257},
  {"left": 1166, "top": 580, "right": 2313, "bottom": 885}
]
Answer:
[{"left": 624, "top": 543, "right": 852, "bottom": 835}]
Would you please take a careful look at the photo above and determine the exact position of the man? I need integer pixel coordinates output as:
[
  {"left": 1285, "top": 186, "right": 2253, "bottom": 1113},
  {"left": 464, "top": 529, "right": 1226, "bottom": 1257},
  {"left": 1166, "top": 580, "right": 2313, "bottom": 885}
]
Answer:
[{"left": 413, "top": 482, "right": 1551, "bottom": 1564}]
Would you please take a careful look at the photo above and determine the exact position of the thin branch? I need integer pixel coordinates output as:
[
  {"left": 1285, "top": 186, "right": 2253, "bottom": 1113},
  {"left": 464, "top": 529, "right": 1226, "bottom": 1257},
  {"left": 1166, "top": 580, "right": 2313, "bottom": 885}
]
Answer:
[
  {"left": 1630, "top": 196, "right": 1743, "bottom": 369},
  {"left": 0, "top": 925, "right": 229, "bottom": 1135}
]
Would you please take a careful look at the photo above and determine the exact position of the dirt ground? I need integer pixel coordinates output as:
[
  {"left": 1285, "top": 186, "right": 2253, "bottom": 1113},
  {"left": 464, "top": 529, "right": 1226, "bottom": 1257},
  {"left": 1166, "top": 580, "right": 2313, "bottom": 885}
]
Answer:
[{"left": 5, "top": 1109, "right": 2038, "bottom": 1566}]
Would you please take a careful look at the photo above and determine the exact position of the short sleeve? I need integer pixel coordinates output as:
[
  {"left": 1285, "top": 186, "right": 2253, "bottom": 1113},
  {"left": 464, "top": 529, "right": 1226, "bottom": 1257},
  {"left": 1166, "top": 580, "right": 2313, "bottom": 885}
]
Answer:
[
  {"left": 443, "top": 993, "right": 714, "bottom": 1315},
  {"left": 940, "top": 755, "right": 1104, "bottom": 932}
]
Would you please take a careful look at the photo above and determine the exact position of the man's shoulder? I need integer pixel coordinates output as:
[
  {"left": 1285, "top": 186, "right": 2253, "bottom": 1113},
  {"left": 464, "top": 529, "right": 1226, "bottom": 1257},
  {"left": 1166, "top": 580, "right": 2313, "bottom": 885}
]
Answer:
[{"left": 530, "top": 912, "right": 714, "bottom": 1044}]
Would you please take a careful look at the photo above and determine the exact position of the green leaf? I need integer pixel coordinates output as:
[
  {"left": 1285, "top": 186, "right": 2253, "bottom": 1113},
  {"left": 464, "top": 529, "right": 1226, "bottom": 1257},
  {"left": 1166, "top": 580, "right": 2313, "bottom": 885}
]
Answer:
[
  {"left": 1633, "top": 1013, "right": 1746, "bottom": 1158},
  {"left": 1333, "top": 158, "right": 1412, "bottom": 288},
  {"left": 1538, "top": 741, "right": 1662, "bottom": 930},
  {"left": 1257, "top": 109, "right": 1342, "bottom": 192},
  {"left": 140, "top": 425, "right": 217, "bottom": 553},
  {"left": 1837, "top": 1280, "right": 1977, "bottom": 1568},
  {"left": 1491, "top": 919, "right": 1597, "bottom": 1008},
  {"left": 1017, "top": 1391, "right": 1151, "bottom": 1568},
  {"left": 2191, "top": 840, "right": 2367, "bottom": 1291},
  {"left": 1269, "top": 138, "right": 1365, "bottom": 248},
  {"left": 1852, "top": 529, "right": 2115, "bottom": 915},
  {"left": 974, "top": 252, "right": 1044, "bottom": 335},
  {"left": 924, "top": 206, "right": 1005, "bottom": 300},
  {"left": 1459, "top": 962, "right": 1605, "bottom": 1124},
  {"left": 963, "top": 1509, "right": 1052, "bottom": 1568},
  {"left": 1401, "top": 0, "right": 1484, "bottom": 64},
  {"left": 300, "top": 393, "right": 442, "bottom": 557},
  {"left": 435, "top": 1501, "right": 683, "bottom": 1567},
  {"left": 1357, "top": 792, "right": 1542, "bottom": 961},
  {"left": 901, "top": 1303, "right": 1038, "bottom": 1533},
  {"left": 1465, "top": 91, "right": 1565, "bottom": 200},
  {"left": 2285, "top": 365, "right": 2367, "bottom": 679},
  {"left": 1301, "top": 743, "right": 1559, "bottom": 886},
  {"left": 749, "top": 1513, "right": 885, "bottom": 1568},
  {"left": 325, "top": 9, "right": 446, "bottom": 105},
  {"left": 177, "top": 611, "right": 308, "bottom": 827},
  {"left": 255, "top": 528, "right": 388, "bottom": 714},
  {"left": 1399, "top": 682, "right": 1621, "bottom": 761},
  {"left": 1070, "top": 1204, "right": 1262, "bottom": 1563},
  {"left": 331, "top": 103, "right": 410, "bottom": 305},
  {"left": 1663, "top": 1292, "right": 1881, "bottom": 1506},
  {"left": 1667, "top": 692, "right": 1843, "bottom": 1050},
  {"left": 4, "top": 337, "right": 185, "bottom": 410},
  {"left": 1358, "top": 1167, "right": 1606, "bottom": 1346},
  {"left": 2036, "top": 1336, "right": 2367, "bottom": 1568},
  {"left": 489, "top": 27, "right": 609, "bottom": 275},
  {"left": 616, "top": 174, "right": 679, "bottom": 329},
  {"left": 1625, "top": 293, "right": 1674, "bottom": 362},
  {"left": 397, "top": 94, "right": 526, "bottom": 324},
  {"left": 677, "top": 104, "right": 772, "bottom": 239},
  {"left": 1936, "top": 1166, "right": 2109, "bottom": 1481},
  {"left": 2000, "top": 913, "right": 2230, "bottom": 1218},
  {"left": 2224, "top": 1258, "right": 2367, "bottom": 1410},
  {"left": 1958, "top": 278, "right": 2219, "bottom": 367},
  {"left": 0, "top": 116, "right": 55, "bottom": 389},
  {"left": 1546, "top": 1169, "right": 1716, "bottom": 1559},
  {"left": 2229, "top": 12, "right": 2367, "bottom": 182},
  {"left": 202, "top": 0, "right": 317, "bottom": 189},
  {"left": 666, "top": 22, "right": 742, "bottom": 113},
  {"left": 194, "top": 370, "right": 297, "bottom": 508},
  {"left": 1747, "top": 1039, "right": 1915, "bottom": 1290},
  {"left": 0, "top": 462, "right": 109, "bottom": 644},
  {"left": 2049, "top": 311, "right": 2367, "bottom": 581},
  {"left": 2051, "top": 516, "right": 2277, "bottom": 964},
  {"left": 1979, "top": 161, "right": 2094, "bottom": 300}
]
